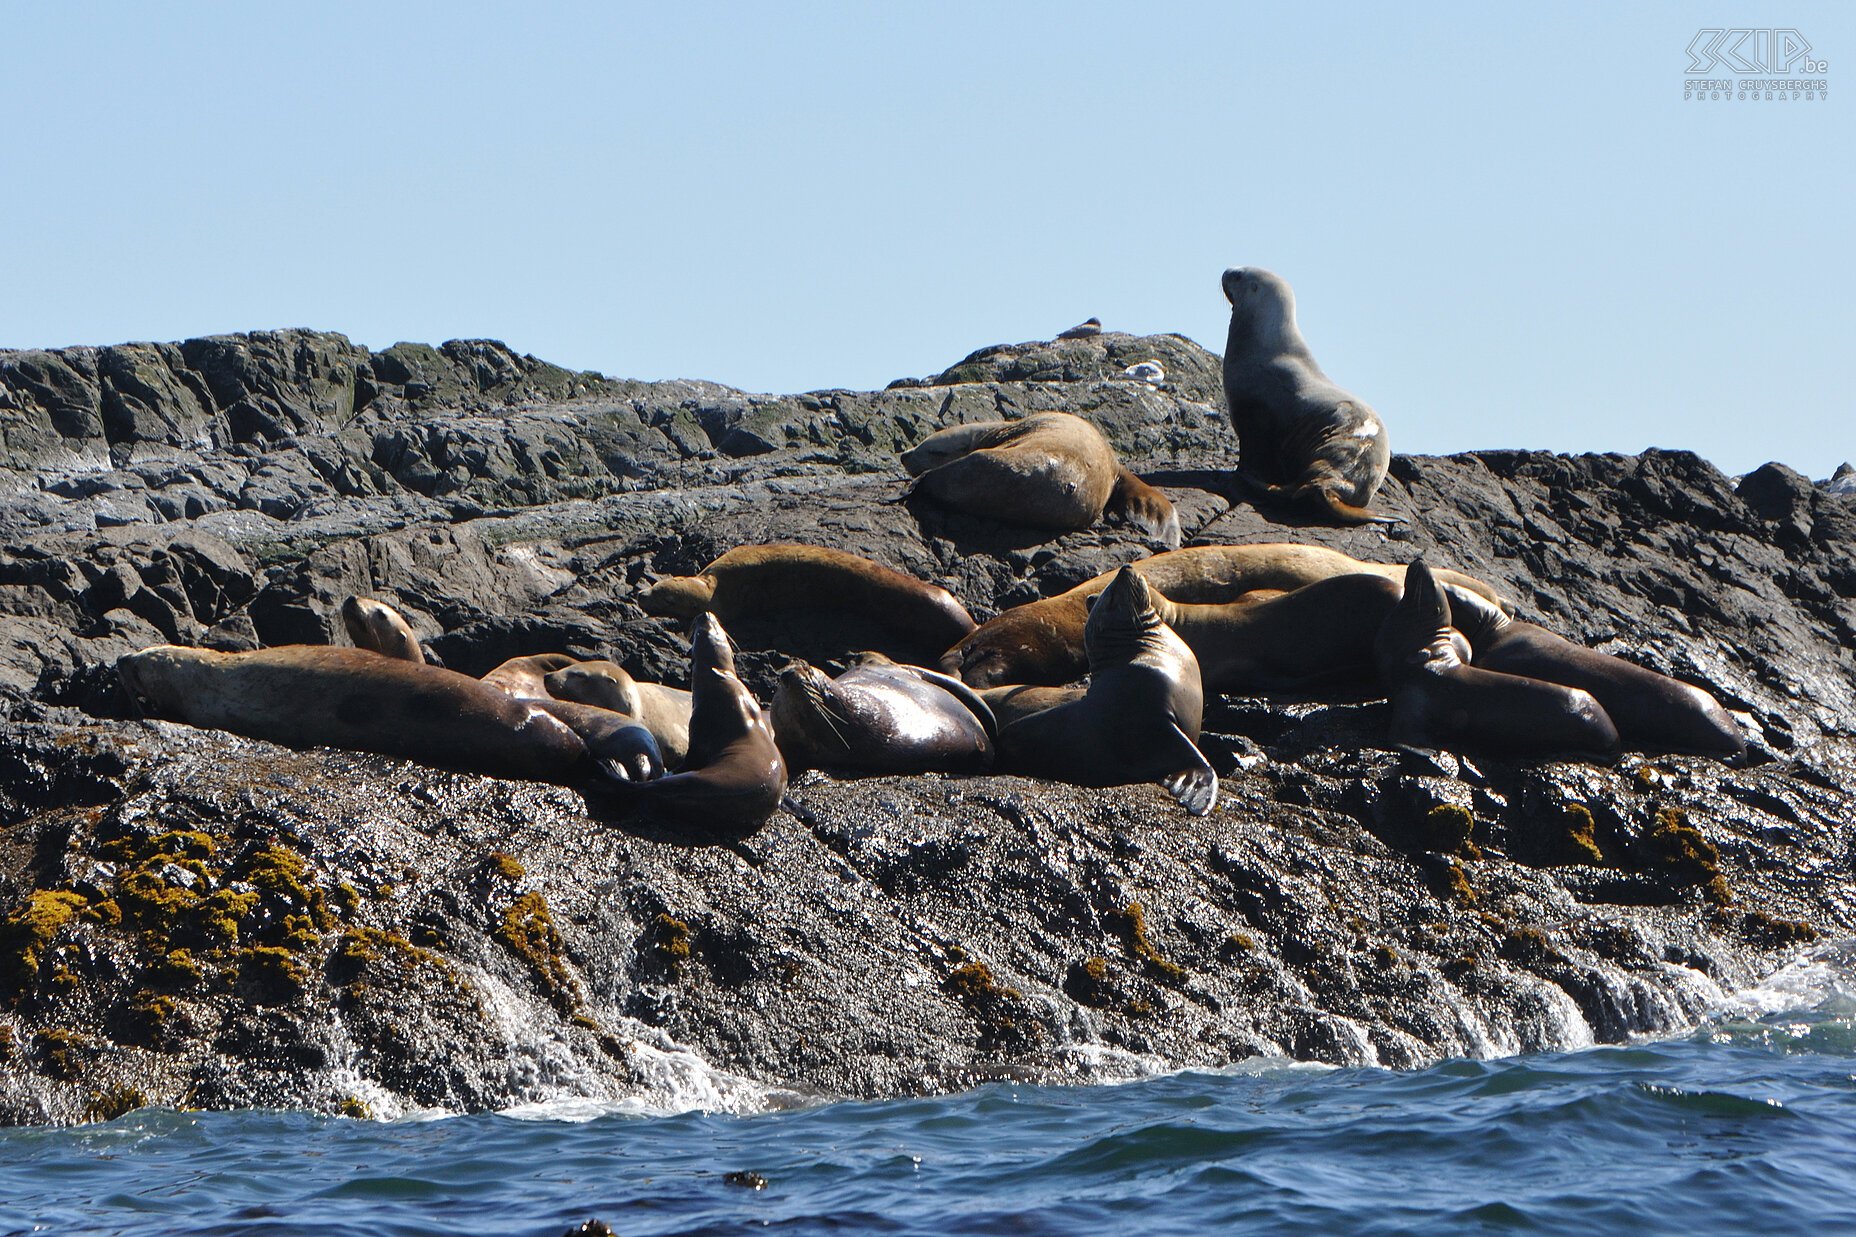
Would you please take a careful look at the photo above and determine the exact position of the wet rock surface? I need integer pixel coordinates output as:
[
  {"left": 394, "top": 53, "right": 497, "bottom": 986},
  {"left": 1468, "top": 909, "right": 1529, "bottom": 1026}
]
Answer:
[{"left": 2, "top": 328, "right": 1853, "bottom": 1124}]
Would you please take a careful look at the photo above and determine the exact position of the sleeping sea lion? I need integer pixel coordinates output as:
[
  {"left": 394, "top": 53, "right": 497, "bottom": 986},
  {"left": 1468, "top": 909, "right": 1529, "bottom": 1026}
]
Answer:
[
  {"left": 944, "top": 543, "right": 1508, "bottom": 688},
  {"left": 115, "top": 645, "right": 660, "bottom": 784},
  {"left": 901, "top": 411, "right": 1179, "bottom": 546},
  {"left": 1221, "top": 266, "right": 1396, "bottom": 525},
  {"left": 770, "top": 652, "right": 995, "bottom": 775},
  {"left": 638, "top": 544, "right": 976, "bottom": 665},
  {"left": 543, "top": 660, "right": 694, "bottom": 769},
  {"left": 1374, "top": 561, "right": 1620, "bottom": 758},
  {"left": 1442, "top": 587, "right": 1746, "bottom": 759},
  {"left": 996, "top": 566, "right": 1217, "bottom": 814}
]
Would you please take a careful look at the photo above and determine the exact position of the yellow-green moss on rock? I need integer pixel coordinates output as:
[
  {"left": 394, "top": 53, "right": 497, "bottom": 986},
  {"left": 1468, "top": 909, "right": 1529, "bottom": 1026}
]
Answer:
[{"left": 496, "top": 892, "right": 574, "bottom": 1007}]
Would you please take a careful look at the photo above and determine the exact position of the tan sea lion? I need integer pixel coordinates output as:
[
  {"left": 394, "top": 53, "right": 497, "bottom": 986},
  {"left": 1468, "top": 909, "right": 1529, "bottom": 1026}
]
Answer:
[
  {"left": 474, "top": 652, "right": 670, "bottom": 778},
  {"left": 770, "top": 653, "right": 995, "bottom": 775},
  {"left": 638, "top": 544, "right": 976, "bottom": 664},
  {"left": 901, "top": 411, "right": 1180, "bottom": 546},
  {"left": 609, "top": 614, "right": 787, "bottom": 837},
  {"left": 1442, "top": 587, "right": 1746, "bottom": 760},
  {"left": 1374, "top": 561, "right": 1619, "bottom": 758},
  {"left": 543, "top": 660, "right": 693, "bottom": 768},
  {"left": 340, "top": 596, "right": 428, "bottom": 664},
  {"left": 115, "top": 645, "right": 662, "bottom": 784},
  {"left": 944, "top": 544, "right": 1508, "bottom": 688},
  {"left": 996, "top": 566, "right": 1217, "bottom": 815},
  {"left": 1222, "top": 267, "right": 1396, "bottom": 525},
  {"left": 480, "top": 653, "right": 581, "bottom": 700}
]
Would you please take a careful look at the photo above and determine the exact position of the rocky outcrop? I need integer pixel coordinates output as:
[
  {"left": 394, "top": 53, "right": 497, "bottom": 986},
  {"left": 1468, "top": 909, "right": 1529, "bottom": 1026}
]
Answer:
[{"left": 1, "top": 328, "right": 1852, "bottom": 1124}]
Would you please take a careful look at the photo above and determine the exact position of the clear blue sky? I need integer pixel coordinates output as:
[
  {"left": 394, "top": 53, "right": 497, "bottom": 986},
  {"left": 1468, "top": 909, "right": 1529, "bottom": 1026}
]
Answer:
[{"left": 3, "top": 2, "right": 1848, "bottom": 477}]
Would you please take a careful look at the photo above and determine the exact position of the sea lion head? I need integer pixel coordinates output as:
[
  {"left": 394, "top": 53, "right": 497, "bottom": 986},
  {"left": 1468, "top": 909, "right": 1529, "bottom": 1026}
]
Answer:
[
  {"left": 340, "top": 595, "right": 424, "bottom": 663},
  {"left": 638, "top": 574, "right": 716, "bottom": 619},
  {"left": 1375, "top": 559, "right": 1470, "bottom": 679},
  {"left": 117, "top": 645, "right": 211, "bottom": 719},
  {"left": 1084, "top": 565, "right": 1165, "bottom": 664},
  {"left": 1221, "top": 266, "right": 1300, "bottom": 354},
  {"left": 690, "top": 611, "right": 739, "bottom": 679},
  {"left": 769, "top": 659, "right": 843, "bottom": 763}
]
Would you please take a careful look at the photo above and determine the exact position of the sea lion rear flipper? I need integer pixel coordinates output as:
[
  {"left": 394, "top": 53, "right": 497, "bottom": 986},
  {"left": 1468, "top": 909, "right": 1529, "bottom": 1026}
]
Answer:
[
  {"left": 1107, "top": 467, "right": 1182, "bottom": 547},
  {"left": 899, "top": 664, "right": 1001, "bottom": 742},
  {"left": 1309, "top": 486, "right": 1402, "bottom": 526},
  {"left": 1156, "top": 723, "right": 1219, "bottom": 816}
]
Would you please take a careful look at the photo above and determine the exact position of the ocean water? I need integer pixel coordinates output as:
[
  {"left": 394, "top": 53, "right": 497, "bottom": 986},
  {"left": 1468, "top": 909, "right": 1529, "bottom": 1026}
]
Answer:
[{"left": 4, "top": 947, "right": 1855, "bottom": 1237}]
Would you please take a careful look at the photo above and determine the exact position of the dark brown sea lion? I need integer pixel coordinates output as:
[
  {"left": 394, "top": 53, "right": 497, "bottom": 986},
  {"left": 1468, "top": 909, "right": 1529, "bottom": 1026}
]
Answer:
[
  {"left": 1374, "top": 561, "right": 1620, "bottom": 758},
  {"left": 901, "top": 411, "right": 1180, "bottom": 546},
  {"left": 610, "top": 614, "right": 787, "bottom": 836},
  {"left": 976, "top": 684, "right": 1087, "bottom": 729},
  {"left": 1221, "top": 267, "right": 1396, "bottom": 525},
  {"left": 770, "top": 653, "right": 996, "bottom": 775},
  {"left": 638, "top": 544, "right": 976, "bottom": 664},
  {"left": 115, "top": 645, "right": 661, "bottom": 784},
  {"left": 1441, "top": 587, "right": 1746, "bottom": 759},
  {"left": 996, "top": 566, "right": 1217, "bottom": 814},
  {"left": 944, "top": 544, "right": 1508, "bottom": 688},
  {"left": 1154, "top": 574, "right": 1406, "bottom": 694}
]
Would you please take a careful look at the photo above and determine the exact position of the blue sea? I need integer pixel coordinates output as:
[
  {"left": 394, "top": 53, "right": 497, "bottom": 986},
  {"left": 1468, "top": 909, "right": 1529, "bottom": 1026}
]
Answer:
[{"left": 5, "top": 949, "right": 1855, "bottom": 1237}]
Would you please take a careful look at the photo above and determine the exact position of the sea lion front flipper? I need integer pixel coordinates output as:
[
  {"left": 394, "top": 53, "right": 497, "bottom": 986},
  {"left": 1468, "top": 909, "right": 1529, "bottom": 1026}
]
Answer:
[
  {"left": 1107, "top": 466, "right": 1183, "bottom": 548},
  {"left": 1156, "top": 723, "right": 1219, "bottom": 816},
  {"left": 898, "top": 663, "right": 1001, "bottom": 742}
]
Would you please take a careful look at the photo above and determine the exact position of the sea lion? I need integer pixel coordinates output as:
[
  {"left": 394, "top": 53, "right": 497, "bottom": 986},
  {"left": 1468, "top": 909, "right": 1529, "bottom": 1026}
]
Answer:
[
  {"left": 1154, "top": 574, "right": 1406, "bottom": 694},
  {"left": 340, "top": 596, "right": 428, "bottom": 664},
  {"left": 901, "top": 412, "right": 1180, "bottom": 547},
  {"left": 609, "top": 613, "right": 787, "bottom": 836},
  {"left": 976, "top": 684, "right": 1087, "bottom": 729},
  {"left": 1441, "top": 587, "right": 1746, "bottom": 759},
  {"left": 1221, "top": 267, "right": 1396, "bottom": 525},
  {"left": 474, "top": 652, "right": 667, "bottom": 780},
  {"left": 638, "top": 544, "right": 976, "bottom": 664},
  {"left": 770, "top": 653, "right": 996, "bottom": 775},
  {"left": 944, "top": 544, "right": 1508, "bottom": 688},
  {"left": 543, "top": 660, "right": 694, "bottom": 768},
  {"left": 115, "top": 645, "right": 661, "bottom": 784},
  {"left": 480, "top": 652, "right": 581, "bottom": 700},
  {"left": 1057, "top": 317, "right": 1102, "bottom": 340},
  {"left": 996, "top": 566, "right": 1217, "bottom": 815},
  {"left": 1374, "top": 561, "right": 1619, "bottom": 758}
]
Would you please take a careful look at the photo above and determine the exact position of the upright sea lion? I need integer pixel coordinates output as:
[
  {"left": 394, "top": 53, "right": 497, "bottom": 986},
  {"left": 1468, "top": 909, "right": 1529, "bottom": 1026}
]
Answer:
[
  {"left": 901, "top": 412, "right": 1180, "bottom": 547},
  {"left": 543, "top": 660, "right": 693, "bottom": 768},
  {"left": 638, "top": 544, "right": 976, "bottom": 664},
  {"left": 610, "top": 614, "right": 787, "bottom": 837},
  {"left": 1374, "top": 561, "right": 1619, "bottom": 758},
  {"left": 944, "top": 543, "right": 1508, "bottom": 688},
  {"left": 996, "top": 566, "right": 1217, "bottom": 815},
  {"left": 340, "top": 596, "right": 428, "bottom": 664},
  {"left": 1221, "top": 267, "right": 1396, "bottom": 525},
  {"left": 770, "top": 653, "right": 996, "bottom": 775},
  {"left": 1442, "top": 588, "right": 1746, "bottom": 759},
  {"left": 115, "top": 645, "right": 661, "bottom": 784}
]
